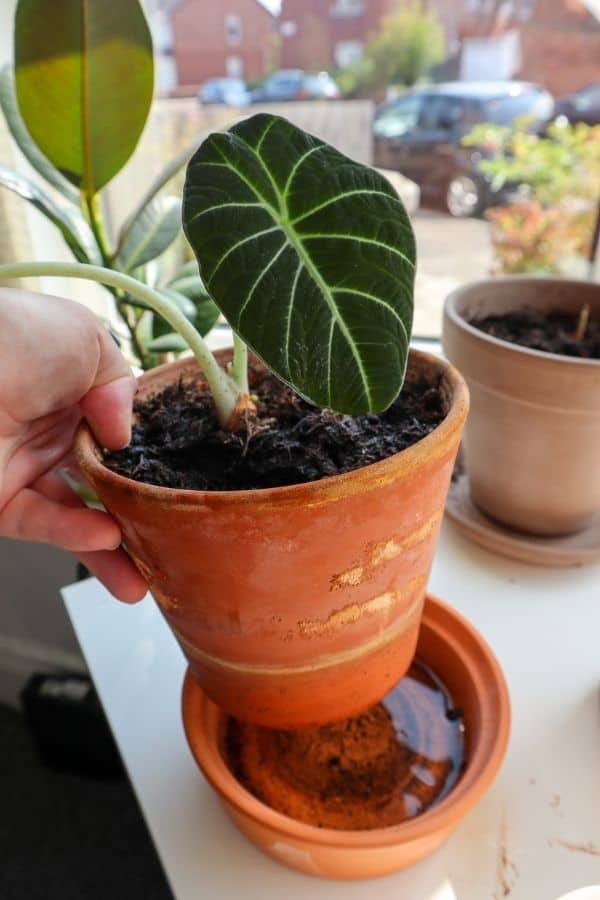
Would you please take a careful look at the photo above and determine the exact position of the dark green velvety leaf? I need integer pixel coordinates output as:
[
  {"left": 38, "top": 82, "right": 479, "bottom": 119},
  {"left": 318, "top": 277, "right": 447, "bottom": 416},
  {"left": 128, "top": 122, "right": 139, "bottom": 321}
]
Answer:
[
  {"left": 0, "top": 163, "right": 100, "bottom": 263},
  {"left": 0, "top": 65, "right": 79, "bottom": 202},
  {"left": 183, "top": 114, "right": 415, "bottom": 414},
  {"left": 15, "top": 0, "right": 154, "bottom": 193}
]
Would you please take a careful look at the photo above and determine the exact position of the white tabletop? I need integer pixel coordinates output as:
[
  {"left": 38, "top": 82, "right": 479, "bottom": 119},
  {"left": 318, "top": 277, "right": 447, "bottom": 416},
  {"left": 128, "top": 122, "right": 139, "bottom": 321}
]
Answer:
[{"left": 62, "top": 520, "right": 600, "bottom": 900}]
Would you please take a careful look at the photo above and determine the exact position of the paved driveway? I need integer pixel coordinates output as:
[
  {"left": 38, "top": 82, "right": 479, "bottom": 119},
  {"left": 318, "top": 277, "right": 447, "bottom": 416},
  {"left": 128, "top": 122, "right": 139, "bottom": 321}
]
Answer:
[{"left": 412, "top": 210, "right": 493, "bottom": 338}]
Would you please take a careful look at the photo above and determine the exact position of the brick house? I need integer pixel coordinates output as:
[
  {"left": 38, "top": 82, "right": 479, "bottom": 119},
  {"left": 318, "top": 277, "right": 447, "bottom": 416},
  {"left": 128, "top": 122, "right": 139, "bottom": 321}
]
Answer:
[
  {"left": 171, "top": 0, "right": 275, "bottom": 86},
  {"left": 278, "top": 0, "right": 394, "bottom": 71},
  {"left": 429, "top": 0, "right": 600, "bottom": 96}
]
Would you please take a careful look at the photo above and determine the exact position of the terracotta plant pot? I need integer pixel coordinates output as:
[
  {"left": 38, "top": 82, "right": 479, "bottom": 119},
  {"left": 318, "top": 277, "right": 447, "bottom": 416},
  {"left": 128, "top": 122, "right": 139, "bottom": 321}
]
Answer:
[
  {"left": 443, "top": 277, "right": 600, "bottom": 537},
  {"left": 75, "top": 349, "right": 468, "bottom": 728},
  {"left": 182, "top": 594, "right": 511, "bottom": 880}
]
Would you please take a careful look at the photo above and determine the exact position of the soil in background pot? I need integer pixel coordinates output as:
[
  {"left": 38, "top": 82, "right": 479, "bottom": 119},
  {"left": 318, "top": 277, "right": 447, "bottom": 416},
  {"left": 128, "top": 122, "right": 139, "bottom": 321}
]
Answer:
[
  {"left": 225, "top": 660, "right": 465, "bottom": 831},
  {"left": 104, "top": 365, "right": 447, "bottom": 492},
  {"left": 470, "top": 309, "right": 600, "bottom": 359}
]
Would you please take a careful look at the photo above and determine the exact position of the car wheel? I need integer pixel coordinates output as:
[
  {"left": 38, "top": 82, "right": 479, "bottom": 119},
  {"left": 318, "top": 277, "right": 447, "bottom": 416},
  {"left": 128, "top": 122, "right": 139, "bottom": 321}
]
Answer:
[{"left": 445, "top": 174, "right": 483, "bottom": 218}]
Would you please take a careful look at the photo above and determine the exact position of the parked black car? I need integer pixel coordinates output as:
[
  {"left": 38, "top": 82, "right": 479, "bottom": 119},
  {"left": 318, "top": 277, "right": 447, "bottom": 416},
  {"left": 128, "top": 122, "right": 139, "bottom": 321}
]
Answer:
[
  {"left": 373, "top": 81, "right": 555, "bottom": 217},
  {"left": 251, "top": 69, "right": 340, "bottom": 103},
  {"left": 554, "top": 83, "right": 600, "bottom": 126}
]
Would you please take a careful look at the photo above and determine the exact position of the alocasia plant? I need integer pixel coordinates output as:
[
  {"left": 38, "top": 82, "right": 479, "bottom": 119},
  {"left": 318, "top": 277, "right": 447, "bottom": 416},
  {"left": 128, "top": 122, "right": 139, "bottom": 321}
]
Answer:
[{"left": 0, "top": 114, "right": 416, "bottom": 426}]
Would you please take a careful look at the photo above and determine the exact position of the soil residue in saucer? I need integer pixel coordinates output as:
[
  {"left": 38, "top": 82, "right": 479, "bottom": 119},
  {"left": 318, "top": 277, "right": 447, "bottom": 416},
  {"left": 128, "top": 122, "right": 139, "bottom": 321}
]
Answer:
[
  {"left": 225, "top": 660, "right": 465, "bottom": 830},
  {"left": 470, "top": 309, "right": 600, "bottom": 359},
  {"left": 104, "top": 362, "right": 447, "bottom": 492}
]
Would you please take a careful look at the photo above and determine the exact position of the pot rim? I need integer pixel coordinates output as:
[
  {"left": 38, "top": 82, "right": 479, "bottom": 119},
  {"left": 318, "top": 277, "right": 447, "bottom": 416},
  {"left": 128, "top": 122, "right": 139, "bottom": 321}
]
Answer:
[
  {"left": 181, "top": 593, "right": 511, "bottom": 850},
  {"left": 444, "top": 275, "right": 600, "bottom": 369},
  {"left": 75, "top": 347, "right": 469, "bottom": 507}
]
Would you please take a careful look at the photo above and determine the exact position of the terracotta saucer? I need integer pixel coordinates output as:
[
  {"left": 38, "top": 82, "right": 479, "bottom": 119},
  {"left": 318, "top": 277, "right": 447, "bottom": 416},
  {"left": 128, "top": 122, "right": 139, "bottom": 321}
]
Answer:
[
  {"left": 181, "top": 593, "right": 510, "bottom": 881},
  {"left": 446, "top": 472, "right": 600, "bottom": 568}
]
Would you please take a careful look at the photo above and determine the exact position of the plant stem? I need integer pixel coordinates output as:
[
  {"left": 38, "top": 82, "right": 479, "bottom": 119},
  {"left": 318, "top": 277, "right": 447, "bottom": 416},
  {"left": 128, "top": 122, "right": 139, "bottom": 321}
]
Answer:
[
  {"left": 83, "top": 192, "right": 112, "bottom": 264},
  {"left": 83, "top": 191, "right": 148, "bottom": 365},
  {"left": 575, "top": 302, "right": 590, "bottom": 342},
  {"left": 231, "top": 333, "right": 249, "bottom": 394},
  {"left": 0, "top": 261, "right": 240, "bottom": 427}
]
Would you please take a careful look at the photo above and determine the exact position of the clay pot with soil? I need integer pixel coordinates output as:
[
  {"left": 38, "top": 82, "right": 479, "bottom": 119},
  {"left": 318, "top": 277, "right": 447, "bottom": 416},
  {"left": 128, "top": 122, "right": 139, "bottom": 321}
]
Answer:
[
  {"left": 443, "top": 277, "right": 600, "bottom": 539},
  {"left": 76, "top": 346, "right": 467, "bottom": 727},
  {"left": 1, "top": 114, "right": 468, "bottom": 727}
]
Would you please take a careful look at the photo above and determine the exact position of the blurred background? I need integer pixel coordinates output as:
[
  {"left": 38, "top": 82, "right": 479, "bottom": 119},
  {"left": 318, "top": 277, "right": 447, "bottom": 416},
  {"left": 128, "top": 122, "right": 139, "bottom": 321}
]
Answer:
[{"left": 0, "top": 1, "right": 598, "bottom": 897}]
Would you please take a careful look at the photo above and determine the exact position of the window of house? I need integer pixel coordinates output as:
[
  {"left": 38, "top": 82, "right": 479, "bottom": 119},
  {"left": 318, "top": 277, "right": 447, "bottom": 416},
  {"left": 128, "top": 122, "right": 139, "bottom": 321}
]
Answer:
[
  {"left": 334, "top": 40, "right": 363, "bottom": 69},
  {"left": 280, "top": 20, "right": 298, "bottom": 37},
  {"left": 225, "top": 55, "right": 244, "bottom": 78},
  {"left": 515, "top": 0, "right": 535, "bottom": 21},
  {"left": 330, "top": 0, "right": 366, "bottom": 19},
  {"left": 225, "top": 14, "right": 242, "bottom": 47}
]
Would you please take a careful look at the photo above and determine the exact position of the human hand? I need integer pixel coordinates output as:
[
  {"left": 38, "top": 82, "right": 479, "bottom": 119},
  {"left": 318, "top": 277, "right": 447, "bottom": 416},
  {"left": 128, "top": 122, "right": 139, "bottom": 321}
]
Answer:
[{"left": 0, "top": 287, "right": 147, "bottom": 602}]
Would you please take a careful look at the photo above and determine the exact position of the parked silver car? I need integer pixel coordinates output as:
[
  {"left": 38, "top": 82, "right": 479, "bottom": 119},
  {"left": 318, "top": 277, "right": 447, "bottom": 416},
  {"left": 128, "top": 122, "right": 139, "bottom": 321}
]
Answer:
[{"left": 198, "top": 78, "right": 250, "bottom": 107}]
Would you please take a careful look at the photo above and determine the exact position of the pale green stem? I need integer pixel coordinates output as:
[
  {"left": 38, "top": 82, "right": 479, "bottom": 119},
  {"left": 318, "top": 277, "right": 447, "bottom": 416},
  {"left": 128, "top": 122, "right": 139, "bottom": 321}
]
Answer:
[
  {"left": 0, "top": 261, "right": 240, "bottom": 427},
  {"left": 230, "top": 332, "right": 249, "bottom": 394}
]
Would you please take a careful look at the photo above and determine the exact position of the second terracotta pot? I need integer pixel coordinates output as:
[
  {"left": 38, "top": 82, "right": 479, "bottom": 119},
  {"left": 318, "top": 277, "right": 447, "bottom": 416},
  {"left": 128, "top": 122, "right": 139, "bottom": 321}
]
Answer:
[
  {"left": 75, "top": 349, "right": 468, "bottom": 728},
  {"left": 443, "top": 277, "right": 600, "bottom": 537}
]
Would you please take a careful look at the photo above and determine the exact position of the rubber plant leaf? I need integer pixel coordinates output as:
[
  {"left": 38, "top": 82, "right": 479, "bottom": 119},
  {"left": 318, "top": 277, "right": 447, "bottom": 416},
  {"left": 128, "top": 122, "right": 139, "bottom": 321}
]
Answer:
[
  {"left": 183, "top": 114, "right": 415, "bottom": 415},
  {"left": 14, "top": 0, "right": 154, "bottom": 194},
  {"left": 117, "top": 197, "right": 182, "bottom": 272},
  {"left": 0, "top": 163, "right": 100, "bottom": 264},
  {"left": 0, "top": 65, "right": 79, "bottom": 203}
]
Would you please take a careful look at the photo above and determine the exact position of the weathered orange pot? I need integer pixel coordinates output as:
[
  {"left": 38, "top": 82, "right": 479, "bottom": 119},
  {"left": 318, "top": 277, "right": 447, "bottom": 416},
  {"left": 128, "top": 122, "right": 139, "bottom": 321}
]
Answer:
[
  {"left": 75, "top": 349, "right": 468, "bottom": 728},
  {"left": 182, "top": 594, "right": 511, "bottom": 880}
]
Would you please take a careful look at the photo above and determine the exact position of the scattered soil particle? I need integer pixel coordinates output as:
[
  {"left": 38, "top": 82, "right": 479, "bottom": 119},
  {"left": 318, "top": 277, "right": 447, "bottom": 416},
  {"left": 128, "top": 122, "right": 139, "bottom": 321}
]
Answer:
[
  {"left": 104, "top": 364, "right": 447, "bottom": 492},
  {"left": 470, "top": 309, "right": 600, "bottom": 359},
  {"left": 494, "top": 815, "right": 519, "bottom": 900},
  {"left": 551, "top": 838, "right": 600, "bottom": 857}
]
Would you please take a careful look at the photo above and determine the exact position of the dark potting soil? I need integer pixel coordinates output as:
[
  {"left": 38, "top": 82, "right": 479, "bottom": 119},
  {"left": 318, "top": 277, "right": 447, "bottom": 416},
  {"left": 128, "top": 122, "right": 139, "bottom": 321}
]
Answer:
[
  {"left": 469, "top": 309, "right": 600, "bottom": 359},
  {"left": 104, "top": 366, "right": 447, "bottom": 492}
]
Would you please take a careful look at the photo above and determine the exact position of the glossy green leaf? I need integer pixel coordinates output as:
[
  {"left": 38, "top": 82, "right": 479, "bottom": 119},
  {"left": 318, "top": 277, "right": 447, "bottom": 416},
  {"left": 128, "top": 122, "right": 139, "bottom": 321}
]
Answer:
[
  {"left": 147, "top": 332, "right": 188, "bottom": 353},
  {"left": 152, "top": 286, "right": 219, "bottom": 340},
  {"left": 158, "top": 287, "right": 196, "bottom": 320},
  {"left": 0, "top": 65, "right": 79, "bottom": 203},
  {"left": 194, "top": 295, "right": 221, "bottom": 336},
  {"left": 167, "top": 274, "right": 209, "bottom": 303},
  {"left": 0, "top": 163, "right": 100, "bottom": 263},
  {"left": 14, "top": 0, "right": 154, "bottom": 194},
  {"left": 183, "top": 114, "right": 416, "bottom": 414},
  {"left": 118, "top": 197, "right": 182, "bottom": 272},
  {"left": 163, "top": 263, "right": 220, "bottom": 335}
]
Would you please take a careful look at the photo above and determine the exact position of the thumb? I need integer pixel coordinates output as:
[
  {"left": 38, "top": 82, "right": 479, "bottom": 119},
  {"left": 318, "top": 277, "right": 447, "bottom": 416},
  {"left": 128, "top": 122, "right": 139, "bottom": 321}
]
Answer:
[{"left": 80, "top": 374, "right": 136, "bottom": 450}]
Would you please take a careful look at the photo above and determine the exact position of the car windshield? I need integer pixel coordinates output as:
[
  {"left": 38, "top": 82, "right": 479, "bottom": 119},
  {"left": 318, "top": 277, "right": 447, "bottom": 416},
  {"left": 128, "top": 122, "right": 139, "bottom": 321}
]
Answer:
[
  {"left": 304, "top": 74, "right": 333, "bottom": 91},
  {"left": 573, "top": 84, "right": 600, "bottom": 111},
  {"left": 374, "top": 96, "right": 422, "bottom": 137}
]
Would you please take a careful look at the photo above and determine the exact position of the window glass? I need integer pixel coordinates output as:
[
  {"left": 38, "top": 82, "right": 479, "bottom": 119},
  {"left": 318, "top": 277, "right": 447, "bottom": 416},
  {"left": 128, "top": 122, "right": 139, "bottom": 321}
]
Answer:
[
  {"left": 224, "top": 14, "right": 242, "bottom": 47},
  {"left": 330, "top": 0, "right": 365, "bottom": 19},
  {"left": 484, "top": 89, "right": 553, "bottom": 125},
  {"left": 373, "top": 96, "right": 422, "bottom": 138},
  {"left": 417, "top": 96, "right": 464, "bottom": 131},
  {"left": 574, "top": 84, "right": 600, "bottom": 112}
]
